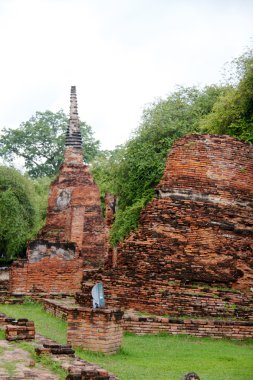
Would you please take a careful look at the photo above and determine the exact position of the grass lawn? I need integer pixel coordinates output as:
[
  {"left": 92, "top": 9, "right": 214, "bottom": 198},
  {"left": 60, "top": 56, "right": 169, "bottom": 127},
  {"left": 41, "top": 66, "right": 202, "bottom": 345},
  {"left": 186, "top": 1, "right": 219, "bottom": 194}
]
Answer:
[
  {"left": 0, "top": 303, "right": 253, "bottom": 380},
  {"left": 0, "top": 302, "right": 67, "bottom": 344}
]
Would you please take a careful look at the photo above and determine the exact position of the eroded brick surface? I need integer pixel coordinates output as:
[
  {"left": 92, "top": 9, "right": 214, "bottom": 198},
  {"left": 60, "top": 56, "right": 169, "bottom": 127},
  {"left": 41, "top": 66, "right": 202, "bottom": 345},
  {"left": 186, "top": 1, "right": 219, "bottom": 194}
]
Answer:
[
  {"left": 117, "top": 134, "right": 253, "bottom": 288},
  {"left": 78, "top": 134, "right": 253, "bottom": 319},
  {"left": 38, "top": 149, "right": 106, "bottom": 268},
  {"left": 10, "top": 255, "right": 84, "bottom": 294}
]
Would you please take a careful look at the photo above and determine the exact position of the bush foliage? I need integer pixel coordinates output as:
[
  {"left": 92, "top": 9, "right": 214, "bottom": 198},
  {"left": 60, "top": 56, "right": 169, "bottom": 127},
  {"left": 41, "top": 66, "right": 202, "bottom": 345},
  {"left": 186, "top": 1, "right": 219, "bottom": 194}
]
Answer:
[{"left": 0, "top": 166, "right": 50, "bottom": 258}]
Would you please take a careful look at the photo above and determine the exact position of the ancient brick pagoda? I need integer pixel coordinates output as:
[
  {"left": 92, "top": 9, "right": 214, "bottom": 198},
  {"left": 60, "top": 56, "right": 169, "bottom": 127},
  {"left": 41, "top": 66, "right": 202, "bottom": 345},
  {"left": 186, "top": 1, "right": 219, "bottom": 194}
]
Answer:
[
  {"left": 10, "top": 86, "right": 106, "bottom": 294},
  {"left": 78, "top": 134, "right": 253, "bottom": 319},
  {"left": 38, "top": 86, "right": 106, "bottom": 266}
]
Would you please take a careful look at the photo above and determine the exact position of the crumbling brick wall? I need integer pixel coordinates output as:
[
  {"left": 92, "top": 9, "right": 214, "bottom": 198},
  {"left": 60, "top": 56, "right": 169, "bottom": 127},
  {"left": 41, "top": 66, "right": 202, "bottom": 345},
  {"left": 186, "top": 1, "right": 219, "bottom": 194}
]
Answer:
[
  {"left": 78, "top": 134, "right": 253, "bottom": 316},
  {"left": 10, "top": 241, "right": 84, "bottom": 294},
  {"left": 116, "top": 134, "right": 253, "bottom": 288}
]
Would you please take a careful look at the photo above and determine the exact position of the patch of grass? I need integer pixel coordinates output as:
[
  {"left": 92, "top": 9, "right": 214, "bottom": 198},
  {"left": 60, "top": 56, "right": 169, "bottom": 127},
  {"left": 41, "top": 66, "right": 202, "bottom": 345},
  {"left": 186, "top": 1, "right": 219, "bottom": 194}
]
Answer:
[
  {"left": 17, "top": 341, "right": 67, "bottom": 380},
  {"left": 0, "top": 305, "right": 67, "bottom": 378},
  {"left": 1, "top": 304, "right": 253, "bottom": 379},
  {"left": 0, "top": 361, "right": 17, "bottom": 376},
  {"left": 0, "top": 303, "right": 67, "bottom": 344},
  {"left": 37, "top": 354, "right": 67, "bottom": 379},
  {"left": 22, "top": 295, "right": 39, "bottom": 305},
  {"left": 76, "top": 333, "right": 253, "bottom": 380}
]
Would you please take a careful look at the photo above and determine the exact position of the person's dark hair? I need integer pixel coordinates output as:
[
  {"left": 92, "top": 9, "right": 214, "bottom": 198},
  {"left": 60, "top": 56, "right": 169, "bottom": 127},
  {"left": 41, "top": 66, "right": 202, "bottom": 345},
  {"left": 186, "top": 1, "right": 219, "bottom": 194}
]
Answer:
[{"left": 181, "top": 372, "right": 200, "bottom": 380}]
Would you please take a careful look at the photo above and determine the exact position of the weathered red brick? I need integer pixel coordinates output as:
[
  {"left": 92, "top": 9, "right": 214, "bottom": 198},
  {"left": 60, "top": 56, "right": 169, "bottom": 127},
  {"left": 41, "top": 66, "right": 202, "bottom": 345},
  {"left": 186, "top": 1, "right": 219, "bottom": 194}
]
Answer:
[{"left": 78, "top": 134, "right": 253, "bottom": 319}]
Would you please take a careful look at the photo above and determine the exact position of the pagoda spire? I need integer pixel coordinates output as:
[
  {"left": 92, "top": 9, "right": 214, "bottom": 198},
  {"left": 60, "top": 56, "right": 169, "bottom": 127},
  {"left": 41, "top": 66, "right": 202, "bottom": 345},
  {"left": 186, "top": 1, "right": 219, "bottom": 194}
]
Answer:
[{"left": 65, "top": 86, "right": 82, "bottom": 149}]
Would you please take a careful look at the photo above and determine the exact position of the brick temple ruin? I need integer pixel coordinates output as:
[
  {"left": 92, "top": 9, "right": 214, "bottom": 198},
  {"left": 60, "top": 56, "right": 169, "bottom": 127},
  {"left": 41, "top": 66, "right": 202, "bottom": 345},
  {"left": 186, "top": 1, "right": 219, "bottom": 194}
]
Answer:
[
  {"left": 78, "top": 134, "right": 253, "bottom": 323},
  {"left": 7, "top": 88, "right": 253, "bottom": 341},
  {"left": 10, "top": 86, "right": 106, "bottom": 294}
]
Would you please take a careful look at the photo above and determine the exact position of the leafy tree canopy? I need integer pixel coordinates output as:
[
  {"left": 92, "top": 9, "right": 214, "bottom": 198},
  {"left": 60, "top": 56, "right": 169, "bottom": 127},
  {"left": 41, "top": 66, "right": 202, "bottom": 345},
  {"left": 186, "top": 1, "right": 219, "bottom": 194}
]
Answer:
[
  {"left": 0, "top": 110, "right": 100, "bottom": 177},
  {"left": 92, "top": 85, "right": 224, "bottom": 245},
  {"left": 115, "top": 85, "right": 224, "bottom": 210},
  {"left": 200, "top": 49, "right": 253, "bottom": 142}
]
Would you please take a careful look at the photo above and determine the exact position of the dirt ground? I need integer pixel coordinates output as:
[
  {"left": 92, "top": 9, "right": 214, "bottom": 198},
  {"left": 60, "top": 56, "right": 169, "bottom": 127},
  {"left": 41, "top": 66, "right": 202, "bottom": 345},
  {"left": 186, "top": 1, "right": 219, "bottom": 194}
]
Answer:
[{"left": 0, "top": 339, "right": 59, "bottom": 379}]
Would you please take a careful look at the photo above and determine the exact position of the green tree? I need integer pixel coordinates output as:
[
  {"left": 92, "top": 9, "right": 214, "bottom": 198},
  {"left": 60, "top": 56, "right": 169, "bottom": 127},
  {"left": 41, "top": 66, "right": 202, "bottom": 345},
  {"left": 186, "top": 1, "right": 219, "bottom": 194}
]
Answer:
[
  {"left": 0, "top": 110, "right": 100, "bottom": 177},
  {"left": 97, "top": 85, "right": 223, "bottom": 245},
  {"left": 115, "top": 85, "right": 223, "bottom": 211},
  {"left": 200, "top": 49, "right": 253, "bottom": 142},
  {"left": 32, "top": 175, "right": 52, "bottom": 222},
  {"left": 0, "top": 166, "right": 41, "bottom": 258},
  {"left": 91, "top": 148, "right": 125, "bottom": 195}
]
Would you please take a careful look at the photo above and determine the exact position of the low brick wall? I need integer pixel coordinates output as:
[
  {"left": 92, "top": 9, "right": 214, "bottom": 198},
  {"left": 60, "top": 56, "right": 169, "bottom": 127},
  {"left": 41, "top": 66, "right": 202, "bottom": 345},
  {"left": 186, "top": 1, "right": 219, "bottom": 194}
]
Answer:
[
  {"left": 78, "top": 274, "right": 253, "bottom": 320},
  {"left": 67, "top": 308, "right": 124, "bottom": 354},
  {"left": 42, "top": 299, "right": 253, "bottom": 340},
  {"left": 123, "top": 314, "right": 253, "bottom": 340},
  {"left": 10, "top": 255, "right": 84, "bottom": 294},
  {"left": 5, "top": 318, "right": 35, "bottom": 341},
  {"left": 43, "top": 298, "right": 70, "bottom": 320},
  {"left": 36, "top": 342, "right": 75, "bottom": 356}
]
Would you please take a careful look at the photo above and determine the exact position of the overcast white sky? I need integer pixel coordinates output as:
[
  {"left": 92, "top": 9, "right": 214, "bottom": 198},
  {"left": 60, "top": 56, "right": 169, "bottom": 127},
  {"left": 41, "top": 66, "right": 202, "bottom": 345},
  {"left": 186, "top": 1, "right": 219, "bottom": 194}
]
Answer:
[{"left": 0, "top": 0, "right": 253, "bottom": 150}]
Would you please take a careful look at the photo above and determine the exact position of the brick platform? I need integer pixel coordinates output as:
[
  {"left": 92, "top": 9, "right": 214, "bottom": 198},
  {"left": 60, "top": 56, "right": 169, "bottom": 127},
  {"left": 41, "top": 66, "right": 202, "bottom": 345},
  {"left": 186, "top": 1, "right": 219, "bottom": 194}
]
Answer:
[{"left": 67, "top": 308, "right": 124, "bottom": 354}]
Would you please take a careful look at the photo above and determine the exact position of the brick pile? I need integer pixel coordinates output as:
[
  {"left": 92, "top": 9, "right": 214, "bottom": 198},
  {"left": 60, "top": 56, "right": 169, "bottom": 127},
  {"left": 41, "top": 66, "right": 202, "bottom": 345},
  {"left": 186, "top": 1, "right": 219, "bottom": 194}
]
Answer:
[
  {"left": 66, "top": 367, "right": 112, "bottom": 380},
  {"left": 0, "top": 313, "right": 15, "bottom": 327},
  {"left": 5, "top": 318, "right": 35, "bottom": 341},
  {"left": 67, "top": 308, "right": 124, "bottom": 354}
]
